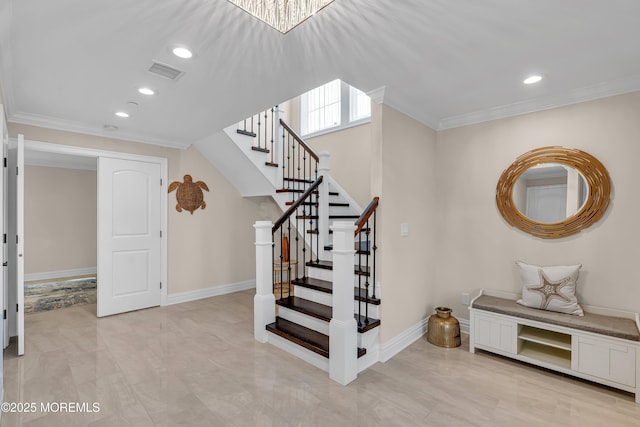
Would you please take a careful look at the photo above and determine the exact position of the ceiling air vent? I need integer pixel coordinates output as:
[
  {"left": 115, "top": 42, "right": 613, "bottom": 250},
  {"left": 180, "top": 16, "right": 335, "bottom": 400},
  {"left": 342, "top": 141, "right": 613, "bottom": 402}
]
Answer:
[{"left": 148, "top": 61, "right": 184, "bottom": 80}]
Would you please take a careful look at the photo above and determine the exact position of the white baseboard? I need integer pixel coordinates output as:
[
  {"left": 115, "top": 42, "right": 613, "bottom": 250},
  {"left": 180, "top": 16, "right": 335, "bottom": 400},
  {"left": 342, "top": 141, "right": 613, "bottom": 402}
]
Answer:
[
  {"left": 24, "top": 267, "right": 97, "bottom": 282},
  {"left": 459, "top": 318, "right": 470, "bottom": 334},
  {"left": 379, "top": 318, "right": 429, "bottom": 362},
  {"left": 378, "top": 317, "right": 469, "bottom": 363},
  {"left": 166, "top": 280, "right": 255, "bottom": 306}
]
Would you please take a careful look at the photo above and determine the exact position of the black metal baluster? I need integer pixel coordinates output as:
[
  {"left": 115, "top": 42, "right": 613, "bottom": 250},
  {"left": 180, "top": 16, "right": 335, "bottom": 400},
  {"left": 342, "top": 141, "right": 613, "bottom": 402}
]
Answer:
[
  {"left": 264, "top": 110, "right": 268, "bottom": 151},
  {"left": 372, "top": 210, "right": 377, "bottom": 299},
  {"left": 302, "top": 199, "right": 307, "bottom": 278},
  {"left": 358, "top": 230, "right": 363, "bottom": 329},
  {"left": 282, "top": 130, "right": 286, "bottom": 189},
  {"left": 287, "top": 216, "right": 292, "bottom": 298},
  {"left": 256, "top": 113, "right": 262, "bottom": 150},
  {"left": 270, "top": 107, "right": 275, "bottom": 164},
  {"left": 365, "top": 221, "right": 371, "bottom": 325},
  {"left": 279, "top": 226, "right": 284, "bottom": 301}
]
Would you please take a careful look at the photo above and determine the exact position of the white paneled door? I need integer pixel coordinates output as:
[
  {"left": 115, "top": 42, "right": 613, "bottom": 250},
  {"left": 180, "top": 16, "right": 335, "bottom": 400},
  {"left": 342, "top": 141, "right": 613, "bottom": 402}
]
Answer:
[
  {"left": 8, "top": 134, "right": 24, "bottom": 355},
  {"left": 1, "top": 105, "right": 9, "bottom": 352},
  {"left": 97, "top": 157, "right": 162, "bottom": 317}
]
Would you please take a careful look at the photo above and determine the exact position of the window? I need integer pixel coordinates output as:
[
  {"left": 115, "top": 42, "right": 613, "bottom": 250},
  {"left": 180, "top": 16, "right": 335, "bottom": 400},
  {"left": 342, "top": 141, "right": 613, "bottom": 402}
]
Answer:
[{"left": 300, "top": 79, "right": 371, "bottom": 137}]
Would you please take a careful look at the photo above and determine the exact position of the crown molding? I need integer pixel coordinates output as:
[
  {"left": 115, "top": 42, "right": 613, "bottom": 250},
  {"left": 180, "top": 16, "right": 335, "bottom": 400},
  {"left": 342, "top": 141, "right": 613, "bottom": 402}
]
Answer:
[
  {"left": 366, "top": 86, "right": 385, "bottom": 104},
  {"left": 8, "top": 111, "right": 190, "bottom": 149},
  {"left": 437, "top": 75, "right": 640, "bottom": 131}
]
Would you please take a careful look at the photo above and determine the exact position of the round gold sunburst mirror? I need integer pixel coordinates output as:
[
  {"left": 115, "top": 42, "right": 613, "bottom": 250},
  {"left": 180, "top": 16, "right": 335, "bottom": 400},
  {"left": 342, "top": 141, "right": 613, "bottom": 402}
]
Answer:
[{"left": 496, "top": 146, "right": 611, "bottom": 239}]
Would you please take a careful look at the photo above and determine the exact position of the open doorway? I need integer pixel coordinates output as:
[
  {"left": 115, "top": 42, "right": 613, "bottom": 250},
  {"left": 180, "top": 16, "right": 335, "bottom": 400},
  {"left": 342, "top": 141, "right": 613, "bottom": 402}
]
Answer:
[
  {"left": 23, "top": 152, "right": 97, "bottom": 314},
  {"left": 4, "top": 138, "right": 168, "bottom": 356}
]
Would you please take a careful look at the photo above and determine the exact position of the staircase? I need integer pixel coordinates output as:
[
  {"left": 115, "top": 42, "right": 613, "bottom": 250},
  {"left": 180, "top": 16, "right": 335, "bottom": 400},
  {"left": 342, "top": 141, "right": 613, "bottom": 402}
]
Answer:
[{"left": 195, "top": 106, "right": 380, "bottom": 384}]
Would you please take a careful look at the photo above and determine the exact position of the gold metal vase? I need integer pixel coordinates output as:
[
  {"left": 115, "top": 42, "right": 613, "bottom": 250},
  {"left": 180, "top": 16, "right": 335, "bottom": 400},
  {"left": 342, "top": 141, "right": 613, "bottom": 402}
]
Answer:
[{"left": 427, "top": 307, "right": 461, "bottom": 348}]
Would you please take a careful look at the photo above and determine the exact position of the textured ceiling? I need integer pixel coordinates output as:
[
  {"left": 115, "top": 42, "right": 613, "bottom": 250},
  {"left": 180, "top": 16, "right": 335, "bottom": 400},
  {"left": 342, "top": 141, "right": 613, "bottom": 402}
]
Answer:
[{"left": 1, "top": 0, "right": 640, "bottom": 149}]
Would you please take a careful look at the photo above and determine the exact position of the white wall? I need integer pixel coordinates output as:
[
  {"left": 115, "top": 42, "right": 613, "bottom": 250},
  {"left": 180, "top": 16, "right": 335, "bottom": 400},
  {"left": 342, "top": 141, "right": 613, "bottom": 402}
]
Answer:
[
  {"left": 375, "top": 104, "right": 439, "bottom": 343},
  {"left": 24, "top": 166, "right": 97, "bottom": 275},
  {"left": 435, "top": 91, "right": 640, "bottom": 319}
]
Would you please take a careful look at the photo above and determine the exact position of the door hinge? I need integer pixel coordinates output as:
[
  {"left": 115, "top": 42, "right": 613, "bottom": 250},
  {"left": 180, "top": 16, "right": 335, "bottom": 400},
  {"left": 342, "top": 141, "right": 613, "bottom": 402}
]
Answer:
[
  {"left": 3, "top": 157, "right": 6, "bottom": 167},
  {"left": 3, "top": 309, "right": 6, "bottom": 320},
  {"left": 16, "top": 235, "right": 19, "bottom": 244},
  {"left": 160, "top": 178, "right": 163, "bottom": 186},
  {"left": 16, "top": 166, "right": 19, "bottom": 176},
  {"left": 3, "top": 233, "right": 6, "bottom": 244},
  {"left": 160, "top": 230, "right": 162, "bottom": 238},
  {"left": 160, "top": 282, "right": 162, "bottom": 289},
  {"left": 16, "top": 304, "right": 19, "bottom": 312}
]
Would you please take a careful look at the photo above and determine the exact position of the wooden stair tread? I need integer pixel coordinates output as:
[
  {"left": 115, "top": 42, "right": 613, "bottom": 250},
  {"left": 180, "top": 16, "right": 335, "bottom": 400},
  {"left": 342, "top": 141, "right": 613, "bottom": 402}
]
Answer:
[
  {"left": 291, "top": 277, "right": 381, "bottom": 305},
  {"left": 354, "top": 289, "right": 381, "bottom": 305},
  {"left": 287, "top": 201, "right": 318, "bottom": 206},
  {"left": 236, "top": 129, "right": 256, "bottom": 137},
  {"left": 355, "top": 314, "right": 381, "bottom": 333},
  {"left": 267, "top": 317, "right": 329, "bottom": 357},
  {"left": 323, "top": 244, "right": 370, "bottom": 255},
  {"left": 329, "top": 215, "right": 360, "bottom": 219},
  {"left": 284, "top": 177, "right": 315, "bottom": 184},
  {"left": 251, "top": 146, "right": 270, "bottom": 153},
  {"left": 265, "top": 162, "right": 278, "bottom": 168},
  {"left": 296, "top": 215, "right": 319, "bottom": 220},
  {"left": 276, "top": 297, "right": 381, "bottom": 333},
  {"left": 266, "top": 317, "right": 366, "bottom": 358},
  {"left": 276, "top": 296, "right": 332, "bottom": 321},
  {"left": 307, "top": 229, "right": 319, "bottom": 234},
  {"left": 292, "top": 277, "right": 333, "bottom": 293},
  {"left": 329, "top": 202, "right": 349, "bottom": 207},
  {"left": 306, "top": 260, "right": 371, "bottom": 276}
]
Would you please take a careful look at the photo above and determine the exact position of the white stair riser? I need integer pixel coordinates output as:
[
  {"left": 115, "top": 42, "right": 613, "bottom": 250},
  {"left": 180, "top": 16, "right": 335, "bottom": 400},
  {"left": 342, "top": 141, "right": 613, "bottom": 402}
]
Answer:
[
  {"left": 277, "top": 306, "right": 330, "bottom": 335},
  {"left": 294, "top": 285, "right": 332, "bottom": 306},
  {"left": 266, "top": 332, "right": 329, "bottom": 372},
  {"left": 355, "top": 301, "right": 380, "bottom": 318},
  {"left": 292, "top": 286, "right": 380, "bottom": 317},
  {"left": 358, "top": 327, "right": 379, "bottom": 349},
  {"left": 308, "top": 267, "right": 332, "bottom": 281}
]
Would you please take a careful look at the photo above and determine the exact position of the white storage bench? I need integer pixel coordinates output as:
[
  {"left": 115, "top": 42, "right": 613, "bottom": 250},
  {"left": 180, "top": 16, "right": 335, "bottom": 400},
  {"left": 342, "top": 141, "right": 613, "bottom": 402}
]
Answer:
[{"left": 469, "top": 289, "right": 640, "bottom": 403}]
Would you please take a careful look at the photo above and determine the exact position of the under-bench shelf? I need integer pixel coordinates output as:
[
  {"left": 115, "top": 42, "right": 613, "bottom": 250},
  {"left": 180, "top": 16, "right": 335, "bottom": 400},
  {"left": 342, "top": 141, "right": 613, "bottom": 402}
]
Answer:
[{"left": 469, "top": 289, "right": 640, "bottom": 404}]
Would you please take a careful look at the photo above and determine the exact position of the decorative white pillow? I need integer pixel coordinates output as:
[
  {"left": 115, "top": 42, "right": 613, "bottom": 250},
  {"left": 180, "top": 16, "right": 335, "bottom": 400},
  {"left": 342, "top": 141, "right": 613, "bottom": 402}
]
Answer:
[{"left": 515, "top": 261, "right": 584, "bottom": 316}]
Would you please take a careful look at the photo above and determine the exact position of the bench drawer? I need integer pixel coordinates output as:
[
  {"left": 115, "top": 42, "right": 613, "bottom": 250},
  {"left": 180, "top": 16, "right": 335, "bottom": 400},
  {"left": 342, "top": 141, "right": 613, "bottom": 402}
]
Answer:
[{"left": 575, "top": 336, "right": 636, "bottom": 387}]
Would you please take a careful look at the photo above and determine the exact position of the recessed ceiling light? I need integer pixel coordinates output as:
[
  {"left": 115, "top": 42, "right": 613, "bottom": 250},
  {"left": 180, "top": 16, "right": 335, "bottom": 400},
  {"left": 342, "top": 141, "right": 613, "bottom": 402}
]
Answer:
[
  {"left": 172, "top": 47, "right": 193, "bottom": 59},
  {"left": 138, "top": 87, "right": 155, "bottom": 96},
  {"left": 115, "top": 111, "right": 130, "bottom": 118},
  {"left": 524, "top": 75, "right": 543, "bottom": 85}
]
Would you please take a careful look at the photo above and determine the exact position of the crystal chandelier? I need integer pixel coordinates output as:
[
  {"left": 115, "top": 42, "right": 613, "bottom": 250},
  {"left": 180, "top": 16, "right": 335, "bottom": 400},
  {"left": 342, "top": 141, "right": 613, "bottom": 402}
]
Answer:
[{"left": 228, "top": 0, "right": 336, "bottom": 34}]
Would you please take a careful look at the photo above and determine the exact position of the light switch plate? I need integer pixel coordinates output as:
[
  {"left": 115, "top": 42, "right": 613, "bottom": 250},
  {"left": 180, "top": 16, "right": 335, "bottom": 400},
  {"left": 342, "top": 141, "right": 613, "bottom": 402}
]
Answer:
[{"left": 401, "top": 223, "right": 409, "bottom": 237}]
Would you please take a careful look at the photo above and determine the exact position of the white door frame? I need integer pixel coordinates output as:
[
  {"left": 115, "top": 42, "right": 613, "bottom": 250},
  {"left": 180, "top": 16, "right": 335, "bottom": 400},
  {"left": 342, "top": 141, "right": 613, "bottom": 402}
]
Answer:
[{"left": 20, "top": 138, "right": 168, "bottom": 307}]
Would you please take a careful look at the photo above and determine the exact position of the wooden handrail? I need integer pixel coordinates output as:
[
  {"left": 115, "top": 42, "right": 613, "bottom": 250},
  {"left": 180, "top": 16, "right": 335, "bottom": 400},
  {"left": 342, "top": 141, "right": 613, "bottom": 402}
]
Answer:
[
  {"left": 354, "top": 197, "right": 379, "bottom": 235},
  {"left": 280, "top": 119, "right": 319, "bottom": 162},
  {"left": 272, "top": 176, "right": 323, "bottom": 234}
]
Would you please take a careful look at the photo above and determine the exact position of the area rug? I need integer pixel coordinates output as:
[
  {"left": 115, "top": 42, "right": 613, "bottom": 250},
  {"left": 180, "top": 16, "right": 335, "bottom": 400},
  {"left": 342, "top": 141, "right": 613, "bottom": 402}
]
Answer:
[{"left": 24, "top": 277, "right": 97, "bottom": 313}]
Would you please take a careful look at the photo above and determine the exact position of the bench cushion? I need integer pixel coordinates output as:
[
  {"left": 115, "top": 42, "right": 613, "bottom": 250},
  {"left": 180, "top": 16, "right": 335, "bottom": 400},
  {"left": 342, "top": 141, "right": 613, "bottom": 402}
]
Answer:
[{"left": 472, "top": 295, "right": 640, "bottom": 342}]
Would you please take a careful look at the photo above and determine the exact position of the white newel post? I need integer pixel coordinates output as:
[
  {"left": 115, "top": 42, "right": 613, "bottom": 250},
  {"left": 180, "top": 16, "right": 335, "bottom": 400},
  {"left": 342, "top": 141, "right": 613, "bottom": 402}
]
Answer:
[
  {"left": 318, "top": 151, "right": 330, "bottom": 260},
  {"left": 329, "top": 221, "right": 358, "bottom": 385},
  {"left": 254, "top": 221, "right": 275, "bottom": 343}
]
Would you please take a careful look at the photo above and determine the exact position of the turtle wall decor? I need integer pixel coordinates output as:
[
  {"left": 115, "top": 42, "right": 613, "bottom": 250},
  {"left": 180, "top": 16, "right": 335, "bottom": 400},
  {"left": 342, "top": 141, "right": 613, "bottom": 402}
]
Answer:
[{"left": 168, "top": 175, "right": 209, "bottom": 214}]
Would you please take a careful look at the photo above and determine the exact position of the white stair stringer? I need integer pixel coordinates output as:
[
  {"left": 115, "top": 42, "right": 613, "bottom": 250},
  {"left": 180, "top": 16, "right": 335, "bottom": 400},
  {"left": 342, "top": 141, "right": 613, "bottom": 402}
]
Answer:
[{"left": 193, "top": 130, "right": 275, "bottom": 197}]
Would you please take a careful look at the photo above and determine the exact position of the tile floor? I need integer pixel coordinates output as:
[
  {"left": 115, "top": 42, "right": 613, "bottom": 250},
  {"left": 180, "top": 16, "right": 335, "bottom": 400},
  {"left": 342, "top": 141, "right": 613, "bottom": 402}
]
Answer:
[{"left": 1, "top": 289, "right": 639, "bottom": 426}]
